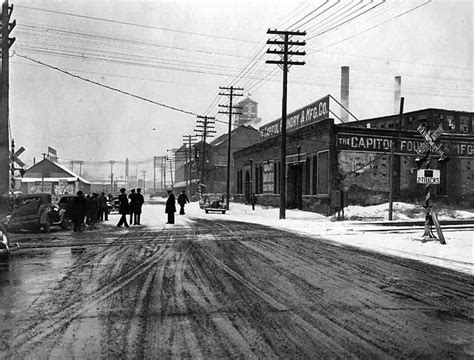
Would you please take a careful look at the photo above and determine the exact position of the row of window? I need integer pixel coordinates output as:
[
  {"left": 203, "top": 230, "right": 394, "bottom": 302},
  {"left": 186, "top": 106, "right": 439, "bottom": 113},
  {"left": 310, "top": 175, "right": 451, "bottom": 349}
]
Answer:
[
  {"left": 235, "top": 151, "right": 330, "bottom": 196},
  {"left": 367, "top": 113, "right": 473, "bottom": 134}
]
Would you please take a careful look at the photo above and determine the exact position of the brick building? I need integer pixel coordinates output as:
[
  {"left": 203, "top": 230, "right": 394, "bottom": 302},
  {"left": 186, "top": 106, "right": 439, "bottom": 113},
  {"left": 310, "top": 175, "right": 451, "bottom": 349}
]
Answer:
[
  {"left": 174, "top": 125, "right": 260, "bottom": 195},
  {"left": 234, "top": 96, "right": 474, "bottom": 214}
]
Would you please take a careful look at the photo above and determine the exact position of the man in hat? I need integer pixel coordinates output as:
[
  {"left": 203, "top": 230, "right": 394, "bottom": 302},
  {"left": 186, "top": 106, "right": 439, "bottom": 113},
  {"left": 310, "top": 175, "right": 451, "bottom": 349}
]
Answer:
[
  {"left": 117, "top": 188, "right": 130, "bottom": 228},
  {"left": 71, "top": 190, "right": 87, "bottom": 232},
  {"left": 165, "top": 189, "right": 176, "bottom": 224},
  {"left": 135, "top": 188, "right": 145, "bottom": 225},
  {"left": 128, "top": 189, "right": 137, "bottom": 225},
  {"left": 177, "top": 190, "right": 190, "bottom": 215}
]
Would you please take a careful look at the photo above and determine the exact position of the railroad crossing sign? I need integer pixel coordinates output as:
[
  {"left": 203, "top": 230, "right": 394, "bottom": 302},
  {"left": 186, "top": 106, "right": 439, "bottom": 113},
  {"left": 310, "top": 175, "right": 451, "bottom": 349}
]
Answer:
[
  {"left": 414, "top": 124, "right": 447, "bottom": 245},
  {"left": 10, "top": 146, "right": 25, "bottom": 168},
  {"left": 415, "top": 124, "right": 448, "bottom": 160}
]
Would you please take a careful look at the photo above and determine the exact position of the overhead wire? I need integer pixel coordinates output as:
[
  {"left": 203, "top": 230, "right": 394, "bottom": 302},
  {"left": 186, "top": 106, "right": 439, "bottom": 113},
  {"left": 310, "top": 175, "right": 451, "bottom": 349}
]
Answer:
[{"left": 16, "top": 4, "right": 260, "bottom": 44}]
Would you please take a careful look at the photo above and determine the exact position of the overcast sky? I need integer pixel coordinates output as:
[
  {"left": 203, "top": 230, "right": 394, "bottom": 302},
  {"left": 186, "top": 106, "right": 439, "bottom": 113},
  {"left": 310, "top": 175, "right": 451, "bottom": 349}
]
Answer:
[{"left": 8, "top": 0, "right": 472, "bottom": 179}]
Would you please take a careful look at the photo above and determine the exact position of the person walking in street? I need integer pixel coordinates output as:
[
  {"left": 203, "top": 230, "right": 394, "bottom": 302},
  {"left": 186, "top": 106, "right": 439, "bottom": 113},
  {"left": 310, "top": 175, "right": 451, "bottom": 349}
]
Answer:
[
  {"left": 128, "top": 189, "right": 137, "bottom": 225},
  {"left": 71, "top": 191, "right": 87, "bottom": 232},
  {"left": 135, "top": 188, "right": 145, "bottom": 225},
  {"left": 250, "top": 193, "right": 257, "bottom": 210},
  {"left": 117, "top": 188, "right": 130, "bottom": 228},
  {"left": 177, "top": 190, "right": 190, "bottom": 215},
  {"left": 165, "top": 189, "right": 176, "bottom": 224}
]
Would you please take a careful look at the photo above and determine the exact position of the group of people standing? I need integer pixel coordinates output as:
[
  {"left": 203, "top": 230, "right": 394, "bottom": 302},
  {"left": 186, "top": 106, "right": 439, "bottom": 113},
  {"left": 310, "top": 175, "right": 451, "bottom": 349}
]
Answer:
[
  {"left": 70, "top": 191, "right": 110, "bottom": 232},
  {"left": 117, "top": 188, "right": 145, "bottom": 228},
  {"left": 70, "top": 187, "right": 190, "bottom": 231},
  {"left": 165, "top": 189, "right": 189, "bottom": 224}
]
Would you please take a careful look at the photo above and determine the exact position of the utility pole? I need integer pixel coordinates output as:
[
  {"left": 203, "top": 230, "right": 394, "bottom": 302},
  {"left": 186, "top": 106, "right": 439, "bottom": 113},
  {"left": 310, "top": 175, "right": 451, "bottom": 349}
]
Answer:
[
  {"left": 162, "top": 156, "right": 166, "bottom": 190},
  {"left": 167, "top": 149, "right": 175, "bottom": 189},
  {"left": 0, "top": 0, "right": 15, "bottom": 215},
  {"left": 77, "top": 160, "right": 83, "bottom": 177},
  {"left": 195, "top": 115, "right": 215, "bottom": 194},
  {"left": 219, "top": 86, "right": 243, "bottom": 210},
  {"left": 153, "top": 156, "right": 158, "bottom": 193},
  {"left": 109, "top": 160, "right": 115, "bottom": 192},
  {"left": 389, "top": 97, "right": 404, "bottom": 220},
  {"left": 142, "top": 170, "right": 146, "bottom": 192},
  {"left": 266, "top": 28, "right": 306, "bottom": 219},
  {"left": 182, "top": 135, "right": 197, "bottom": 194}
]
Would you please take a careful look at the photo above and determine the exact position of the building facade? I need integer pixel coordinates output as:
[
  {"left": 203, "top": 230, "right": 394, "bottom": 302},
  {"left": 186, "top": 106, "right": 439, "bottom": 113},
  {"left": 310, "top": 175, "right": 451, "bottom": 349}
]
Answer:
[
  {"left": 18, "top": 158, "right": 91, "bottom": 196},
  {"left": 234, "top": 99, "right": 474, "bottom": 214},
  {"left": 174, "top": 125, "right": 260, "bottom": 196}
]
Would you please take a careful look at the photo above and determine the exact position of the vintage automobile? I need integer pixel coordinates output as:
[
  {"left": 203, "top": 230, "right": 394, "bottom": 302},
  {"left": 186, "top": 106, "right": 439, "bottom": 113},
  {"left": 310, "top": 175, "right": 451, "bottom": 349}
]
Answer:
[
  {"left": 201, "top": 193, "right": 227, "bottom": 214},
  {"left": 56, "top": 194, "right": 77, "bottom": 215},
  {"left": 4, "top": 193, "right": 71, "bottom": 233}
]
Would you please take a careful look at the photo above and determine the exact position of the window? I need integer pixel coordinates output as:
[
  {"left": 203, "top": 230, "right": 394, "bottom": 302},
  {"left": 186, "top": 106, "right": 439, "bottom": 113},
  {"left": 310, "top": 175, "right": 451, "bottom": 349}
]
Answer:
[
  {"left": 304, "top": 157, "right": 311, "bottom": 195},
  {"left": 312, "top": 155, "right": 318, "bottom": 195},
  {"left": 255, "top": 165, "right": 259, "bottom": 194},
  {"left": 273, "top": 162, "right": 278, "bottom": 194},
  {"left": 459, "top": 115, "right": 470, "bottom": 134},
  {"left": 447, "top": 115, "right": 455, "bottom": 131},
  {"left": 317, "top": 151, "right": 329, "bottom": 195}
]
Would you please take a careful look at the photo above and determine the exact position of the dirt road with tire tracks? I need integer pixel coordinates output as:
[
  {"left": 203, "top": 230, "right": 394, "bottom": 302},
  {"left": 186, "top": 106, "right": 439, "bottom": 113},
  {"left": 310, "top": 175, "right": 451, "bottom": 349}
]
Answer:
[{"left": 0, "top": 218, "right": 472, "bottom": 358}]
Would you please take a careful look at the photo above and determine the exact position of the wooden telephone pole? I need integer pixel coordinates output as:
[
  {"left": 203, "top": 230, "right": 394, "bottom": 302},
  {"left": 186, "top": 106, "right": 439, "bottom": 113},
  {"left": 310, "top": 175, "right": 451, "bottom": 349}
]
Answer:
[
  {"left": 266, "top": 29, "right": 305, "bottom": 219},
  {"left": 219, "top": 86, "right": 243, "bottom": 210},
  {"left": 195, "top": 116, "right": 215, "bottom": 195}
]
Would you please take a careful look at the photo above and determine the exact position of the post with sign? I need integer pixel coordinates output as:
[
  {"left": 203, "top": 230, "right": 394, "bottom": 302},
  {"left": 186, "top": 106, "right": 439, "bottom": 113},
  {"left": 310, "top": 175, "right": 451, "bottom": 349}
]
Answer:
[{"left": 415, "top": 124, "right": 449, "bottom": 244}]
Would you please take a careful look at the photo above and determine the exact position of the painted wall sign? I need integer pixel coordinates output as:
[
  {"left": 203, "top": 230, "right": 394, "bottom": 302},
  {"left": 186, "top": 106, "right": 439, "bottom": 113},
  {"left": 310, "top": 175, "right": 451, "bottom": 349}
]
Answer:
[
  {"left": 259, "top": 95, "right": 330, "bottom": 138},
  {"left": 337, "top": 133, "right": 474, "bottom": 157},
  {"left": 262, "top": 161, "right": 274, "bottom": 193}
]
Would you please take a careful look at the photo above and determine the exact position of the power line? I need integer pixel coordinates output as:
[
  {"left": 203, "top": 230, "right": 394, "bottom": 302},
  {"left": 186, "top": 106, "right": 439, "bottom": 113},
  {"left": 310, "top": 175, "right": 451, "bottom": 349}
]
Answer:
[
  {"left": 16, "top": 5, "right": 260, "bottom": 44},
  {"left": 13, "top": 51, "right": 198, "bottom": 116}
]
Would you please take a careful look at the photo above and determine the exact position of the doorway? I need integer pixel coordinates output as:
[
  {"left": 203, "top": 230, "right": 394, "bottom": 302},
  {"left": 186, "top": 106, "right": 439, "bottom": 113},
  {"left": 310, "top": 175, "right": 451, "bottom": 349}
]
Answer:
[{"left": 287, "top": 164, "right": 303, "bottom": 209}]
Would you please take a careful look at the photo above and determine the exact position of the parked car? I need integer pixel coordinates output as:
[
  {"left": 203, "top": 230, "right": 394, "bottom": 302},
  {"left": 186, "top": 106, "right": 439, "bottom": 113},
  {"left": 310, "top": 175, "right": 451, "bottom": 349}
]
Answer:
[
  {"left": 4, "top": 193, "right": 71, "bottom": 233},
  {"left": 201, "top": 193, "right": 227, "bottom": 214}
]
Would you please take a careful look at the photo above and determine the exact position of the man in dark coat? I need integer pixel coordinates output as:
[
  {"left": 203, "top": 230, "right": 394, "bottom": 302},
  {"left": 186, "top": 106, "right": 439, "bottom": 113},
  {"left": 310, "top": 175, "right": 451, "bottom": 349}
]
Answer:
[
  {"left": 177, "top": 190, "right": 189, "bottom": 215},
  {"left": 165, "top": 189, "right": 176, "bottom": 224},
  {"left": 117, "top": 188, "right": 130, "bottom": 228},
  {"left": 71, "top": 191, "right": 88, "bottom": 232},
  {"left": 250, "top": 193, "right": 257, "bottom": 210},
  {"left": 135, "top": 188, "right": 145, "bottom": 225},
  {"left": 128, "top": 189, "right": 137, "bottom": 225}
]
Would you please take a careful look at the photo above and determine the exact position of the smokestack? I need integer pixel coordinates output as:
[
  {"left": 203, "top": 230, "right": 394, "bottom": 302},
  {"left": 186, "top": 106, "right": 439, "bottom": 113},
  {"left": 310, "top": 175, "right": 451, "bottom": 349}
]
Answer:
[
  {"left": 394, "top": 76, "right": 401, "bottom": 115},
  {"left": 340, "top": 66, "right": 350, "bottom": 122}
]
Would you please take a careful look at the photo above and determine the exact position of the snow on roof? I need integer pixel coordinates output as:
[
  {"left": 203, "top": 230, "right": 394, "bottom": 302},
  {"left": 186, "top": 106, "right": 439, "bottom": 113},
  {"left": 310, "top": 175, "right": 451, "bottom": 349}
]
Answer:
[{"left": 17, "top": 177, "right": 90, "bottom": 183}]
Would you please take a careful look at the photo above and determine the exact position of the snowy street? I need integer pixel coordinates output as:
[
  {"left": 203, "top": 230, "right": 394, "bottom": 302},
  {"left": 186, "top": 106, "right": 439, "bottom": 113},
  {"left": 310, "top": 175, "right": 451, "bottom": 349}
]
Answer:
[{"left": 0, "top": 199, "right": 472, "bottom": 358}]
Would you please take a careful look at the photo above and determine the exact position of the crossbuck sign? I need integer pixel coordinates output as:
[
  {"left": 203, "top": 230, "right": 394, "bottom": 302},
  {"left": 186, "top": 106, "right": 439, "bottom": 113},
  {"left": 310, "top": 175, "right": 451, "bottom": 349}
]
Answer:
[{"left": 415, "top": 124, "right": 447, "bottom": 159}]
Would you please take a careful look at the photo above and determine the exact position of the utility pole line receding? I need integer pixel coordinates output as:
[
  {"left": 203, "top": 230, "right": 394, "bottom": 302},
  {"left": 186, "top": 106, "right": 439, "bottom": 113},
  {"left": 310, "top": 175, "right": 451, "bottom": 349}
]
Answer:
[
  {"left": 219, "top": 86, "right": 243, "bottom": 210},
  {"left": 182, "top": 135, "right": 197, "bottom": 194},
  {"left": 195, "top": 115, "right": 216, "bottom": 195},
  {"left": 266, "top": 28, "right": 306, "bottom": 219}
]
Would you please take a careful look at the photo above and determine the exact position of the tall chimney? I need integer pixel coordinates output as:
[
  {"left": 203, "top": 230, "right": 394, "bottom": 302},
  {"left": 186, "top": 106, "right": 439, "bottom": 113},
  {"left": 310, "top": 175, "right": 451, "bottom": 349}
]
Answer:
[
  {"left": 394, "top": 76, "right": 401, "bottom": 114},
  {"left": 340, "top": 66, "right": 350, "bottom": 122}
]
